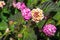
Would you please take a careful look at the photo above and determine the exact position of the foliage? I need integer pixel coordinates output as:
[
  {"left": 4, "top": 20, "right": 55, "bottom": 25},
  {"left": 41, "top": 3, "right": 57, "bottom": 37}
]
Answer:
[{"left": 0, "top": 0, "right": 60, "bottom": 40}]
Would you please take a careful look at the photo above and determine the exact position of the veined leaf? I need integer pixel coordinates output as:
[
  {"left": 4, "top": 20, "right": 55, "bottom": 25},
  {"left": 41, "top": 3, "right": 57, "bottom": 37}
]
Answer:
[
  {"left": 0, "top": 21, "right": 8, "bottom": 30},
  {"left": 53, "top": 11, "right": 60, "bottom": 21},
  {"left": 43, "top": 2, "right": 58, "bottom": 13},
  {"left": 46, "top": 19, "right": 55, "bottom": 24},
  {"left": 3, "top": 7, "right": 9, "bottom": 14},
  {"left": 27, "top": 0, "right": 38, "bottom": 8},
  {"left": 1, "top": 16, "right": 8, "bottom": 22},
  {"left": 20, "top": 26, "right": 37, "bottom": 40},
  {"left": 57, "top": 1, "right": 60, "bottom": 6},
  {"left": 41, "top": 0, "right": 51, "bottom": 3},
  {"left": 9, "top": 12, "right": 25, "bottom": 25},
  {"left": 37, "top": 20, "right": 45, "bottom": 29}
]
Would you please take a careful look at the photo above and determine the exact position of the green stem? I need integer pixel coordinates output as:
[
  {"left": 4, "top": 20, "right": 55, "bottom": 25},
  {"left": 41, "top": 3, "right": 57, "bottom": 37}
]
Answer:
[
  {"left": 47, "top": 37, "right": 50, "bottom": 40},
  {"left": 0, "top": 30, "right": 11, "bottom": 39},
  {"left": 18, "top": 38, "right": 20, "bottom": 40},
  {"left": 18, "top": 38, "right": 22, "bottom": 40},
  {"left": 4, "top": 33, "right": 10, "bottom": 40},
  {"left": 0, "top": 33, "right": 6, "bottom": 39}
]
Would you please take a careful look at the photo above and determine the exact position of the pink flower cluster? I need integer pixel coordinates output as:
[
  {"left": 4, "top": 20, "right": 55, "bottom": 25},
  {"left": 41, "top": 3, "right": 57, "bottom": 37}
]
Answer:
[
  {"left": 21, "top": 8, "right": 31, "bottom": 20},
  {"left": 43, "top": 24, "right": 57, "bottom": 36},
  {"left": 13, "top": 2, "right": 31, "bottom": 21},
  {"left": 13, "top": 2, "right": 26, "bottom": 10}
]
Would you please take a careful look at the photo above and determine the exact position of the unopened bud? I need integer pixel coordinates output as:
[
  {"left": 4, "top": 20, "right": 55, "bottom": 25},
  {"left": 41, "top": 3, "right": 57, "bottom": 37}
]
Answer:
[
  {"left": 5, "top": 28, "right": 10, "bottom": 33},
  {"left": 9, "top": 20, "right": 14, "bottom": 25},
  {"left": 18, "top": 34, "right": 22, "bottom": 38}
]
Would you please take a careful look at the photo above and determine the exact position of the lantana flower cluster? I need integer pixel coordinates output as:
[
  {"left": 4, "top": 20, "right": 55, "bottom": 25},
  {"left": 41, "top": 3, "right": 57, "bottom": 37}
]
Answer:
[
  {"left": 12, "top": 1, "right": 57, "bottom": 36},
  {"left": 31, "top": 8, "right": 44, "bottom": 23},
  {"left": 9, "top": 0, "right": 57, "bottom": 37},
  {"left": 0, "top": 1, "right": 5, "bottom": 8},
  {"left": 13, "top": 2, "right": 31, "bottom": 21},
  {"left": 13, "top": 2, "right": 44, "bottom": 22},
  {"left": 43, "top": 24, "right": 57, "bottom": 36}
]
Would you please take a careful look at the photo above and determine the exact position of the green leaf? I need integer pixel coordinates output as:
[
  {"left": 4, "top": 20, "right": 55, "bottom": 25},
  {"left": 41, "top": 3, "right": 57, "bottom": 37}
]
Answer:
[
  {"left": 3, "top": 7, "right": 9, "bottom": 14},
  {"left": 56, "top": 20, "right": 60, "bottom": 26},
  {"left": 10, "top": 24, "right": 14, "bottom": 32},
  {"left": 9, "top": 21, "right": 17, "bottom": 32},
  {"left": 27, "top": 0, "right": 38, "bottom": 8},
  {"left": 53, "top": 11, "right": 60, "bottom": 21},
  {"left": 53, "top": 11, "right": 60, "bottom": 25},
  {"left": 15, "top": 9, "right": 19, "bottom": 14},
  {"left": 41, "top": 0, "right": 50, "bottom": 3},
  {"left": 43, "top": 2, "right": 58, "bottom": 13},
  {"left": 56, "top": 32, "right": 60, "bottom": 37},
  {"left": 37, "top": 1, "right": 58, "bottom": 15},
  {"left": 46, "top": 19, "right": 55, "bottom": 24},
  {"left": 37, "top": 20, "right": 45, "bottom": 29},
  {"left": 57, "top": 1, "right": 60, "bottom": 7},
  {"left": 0, "top": 21, "right": 8, "bottom": 30},
  {"left": 0, "top": 32, "right": 2, "bottom": 37},
  {"left": 9, "top": 13, "right": 26, "bottom": 25},
  {"left": 20, "top": 26, "right": 37, "bottom": 40},
  {"left": 1, "top": 16, "right": 8, "bottom": 22}
]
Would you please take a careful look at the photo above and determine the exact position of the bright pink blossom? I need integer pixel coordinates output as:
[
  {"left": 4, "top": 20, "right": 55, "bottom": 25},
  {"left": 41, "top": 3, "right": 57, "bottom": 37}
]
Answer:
[
  {"left": 13, "top": 2, "right": 26, "bottom": 10},
  {"left": 43, "top": 24, "right": 57, "bottom": 36},
  {"left": 13, "top": 2, "right": 31, "bottom": 21},
  {"left": 21, "top": 8, "right": 31, "bottom": 21},
  {"left": 19, "top": 2, "right": 26, "bottom": 10}
]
